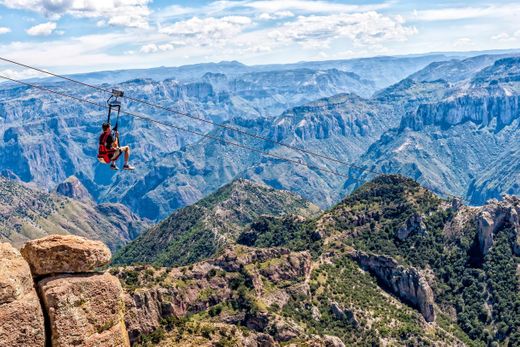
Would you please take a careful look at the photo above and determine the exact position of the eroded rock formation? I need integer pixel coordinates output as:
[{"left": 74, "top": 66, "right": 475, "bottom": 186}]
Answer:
[
  {"left": 475, "top": 195, "right": 520, "bottom": 256},
  {"left": 353, "top": 251, "right": 436, "bottom": 322},
  {"left": 396, "top": 213, "right": 427, "bottom": 240},
  {"left": 39, "top": 273, "right": 129, "bottom": 346},
  {"left": 21, "top": 234, "right": 112, "bottom": 276},
  {"left": 0, "top": 243, "right": 45, "bottom": 347},
  {"left": 117, "top": 246, "right": 313, "bottom": 344},
  {"left": 55, "top": 176, "right": 93, "bottom": 202},
  {"left": 1, "top": 235, "right": 130, "bottom": 347}
]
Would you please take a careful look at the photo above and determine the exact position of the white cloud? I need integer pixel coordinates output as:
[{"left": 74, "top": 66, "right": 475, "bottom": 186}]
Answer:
[
  {"left": 269, "top": 12, "right": 417, "bottom": 49},
  {"left": 0, "top": 27, "right": 10, "bottom": 34},
  {"left": 26, "top": 22, "right": 57, "bottom": 36},
  {"left": 0, "top": 68, "right": 47, "bottom": 80},
  {"left": 160, "top": 16, "right": 253, "bottom": 47},
  {"left": 412, "top": 4, "right": 520, "bottom": 22},
  {"left": 491, "top": 32, "right": 516, "bottom": 42},
  {"left": 244, "top": 1, "right": 391, "bottom": 14},
  {"left": 259, "top": 11, "right": 295, "bottom": 20},
  {"left": 0, "top": 0, "right": 152, "bottom": 28},
  {"left": 139, "top": 43, "right": 175, "bottom": 54},
  {"left": 453, "top": 37, "right": 475, "bottom": 48}
]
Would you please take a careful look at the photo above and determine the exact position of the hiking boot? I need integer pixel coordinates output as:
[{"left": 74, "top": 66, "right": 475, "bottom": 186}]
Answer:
[
  {"left": 123, "top": 164, "right": 135, "bottom": 171},
  {"left": 110, "top": 163, "right": 119, "bottom": 170}
]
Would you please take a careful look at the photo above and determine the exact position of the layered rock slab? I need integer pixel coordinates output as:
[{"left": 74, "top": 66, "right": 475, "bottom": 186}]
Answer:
[
  {"left": 353, "top": 251, "right": 436, "bottom": 322},
  {"left": 0, "top": 243, "right": 45, "bottom": 347},
  {"left": 21, "top": 234, "right": 111, "bottom": 276},
  {"left": 38, "top": 272, "right": 130, "bottom": 347}
]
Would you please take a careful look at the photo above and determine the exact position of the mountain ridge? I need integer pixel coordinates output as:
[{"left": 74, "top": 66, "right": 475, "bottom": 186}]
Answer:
[
  {"left": 0, "top": 176, "right": 149, "bottom": 250},
  {"left": 113, "top": 179, "right": 320, "bottom": 266}
]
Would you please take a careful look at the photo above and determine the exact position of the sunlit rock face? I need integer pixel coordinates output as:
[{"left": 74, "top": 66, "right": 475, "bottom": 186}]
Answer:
[{"left": 0, "top": 243, "right": 45, "bottom": 347}]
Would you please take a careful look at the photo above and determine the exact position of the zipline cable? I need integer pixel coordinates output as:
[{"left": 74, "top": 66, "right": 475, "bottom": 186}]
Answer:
[
  {"left": 0, "top": 73, "right": 361, "bottom": 182},
  {"left": 0, "top": 62, "right": 468, "bottom": 203},
  {"left": 0, "top": 55, "right": 381, "bottom": 176}
]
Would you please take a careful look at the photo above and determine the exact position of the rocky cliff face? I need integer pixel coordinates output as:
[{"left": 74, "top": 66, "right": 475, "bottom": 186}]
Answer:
[
  {"left": 353, "top": 251, "right": 435, "bottom": 322},
  {"left": 113, "top": 246, "right": 312, "bottom": 344},
  {"left": 0, "top": 243, "right": 45, "bottom": 347},
  {"left": 475, "top": 195, "right": 520, "bottom": 257},
  {"left": 0, "top": 235, "right": 129, "bottom": 347},
  {"left": 346, "top": 56, "right": 520, "bottom": 203}
]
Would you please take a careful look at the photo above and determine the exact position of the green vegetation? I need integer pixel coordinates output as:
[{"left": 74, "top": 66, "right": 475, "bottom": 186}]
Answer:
[
  {"left": 282, "top": 255, "right": 468, "bottom": 346},
  {"left": 327, "top": 175, "right": 519, "bottom": 345},
  {"left": 113, "top": 179, "right": 319, "bottom": 267},
  {"left": 237, "top": 215, "right": 322, "bottom": 257},
  {"left": 115, "top": 175, "right": 517, "bottom": 346}
]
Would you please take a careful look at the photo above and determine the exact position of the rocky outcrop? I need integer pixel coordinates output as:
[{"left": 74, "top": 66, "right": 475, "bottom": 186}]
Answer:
[
  {"left": 353, "top": 251, "right": 436, "bottom": 322},
  {"left": 117, "top": 246, "right": 313, "bottom": 344},
  {"left": 21, "top": 235, "right": 111, "bottom": 276},
  {"left": 0, "top": 243, "right": 45, "bottom": 347},
  {"left": 9, "top": 235, "right": 131, "bottom": 347},
  {"left": 475, "top": 195, "right": 520, "bottom": 256},
  {"left": 330, "top": 302, "right": 358, "bottom": 327},
  {"left": 55, "top": 176, "right": 92, "bottom": 202},
  {"left": 323, "top": 335, "right": 346, "bottom": 347},
  {"left": 396, "top": 213, "right": 427, "bottom": 240},
  {"left": 39, "top": 273, "right": 128, "bottom": 347}
]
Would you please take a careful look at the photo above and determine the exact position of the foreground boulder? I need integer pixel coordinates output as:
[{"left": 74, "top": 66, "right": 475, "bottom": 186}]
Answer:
[
  {"left": 39, "top": 273, "right": 129, "bottom": 347},
  {"left": 21, "top": 234, "right": 111, "bottom": 276},
  {"left": 0, "top": 243, "right": 45, "bottom": 347},
  {"left": 353, "top": 251, "right": 436, "bottom": 322},
  {"left": 15, "top": 234, "right": 130, "bottom": 347}
]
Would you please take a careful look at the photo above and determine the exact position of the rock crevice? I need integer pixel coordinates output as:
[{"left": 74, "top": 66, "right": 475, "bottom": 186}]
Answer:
[{"left": 1, "top": 235, "right": 130, "bottom": 347}]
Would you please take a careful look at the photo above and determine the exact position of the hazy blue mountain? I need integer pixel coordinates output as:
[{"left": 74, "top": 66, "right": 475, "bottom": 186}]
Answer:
[
  {"left": 407, "top": 54, "right": 512, "bottom": 84},
  {"left": 0, "top": 66, "right": 376, "bottom": 197},
  {"left": 344, "top": 56, "right": 520, "bottom": 203},
  {"left": 110, "top": 93, "right": 398, "bottom": 219},
  {"left": 1, "top": 52, "right": 519, "bottom": 219},
  {"left": 34, "top": 54, "right": 453, "bottom": 89}
]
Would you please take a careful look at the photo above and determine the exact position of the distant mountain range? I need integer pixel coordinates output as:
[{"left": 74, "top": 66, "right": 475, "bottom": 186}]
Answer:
[
  {"left": 0, "top": 176, "right": 148, "bottom": 250},
  {"left": 345, "top": 56, "right": 520, "bottom": 203},
  {"left": 1, "top": 51, "right": 519, "bottom": 219}
]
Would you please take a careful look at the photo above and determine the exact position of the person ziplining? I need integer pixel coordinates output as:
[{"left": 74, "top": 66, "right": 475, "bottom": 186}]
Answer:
[{"left": 97, "top": 89, "right": 134, "bottom": 170}]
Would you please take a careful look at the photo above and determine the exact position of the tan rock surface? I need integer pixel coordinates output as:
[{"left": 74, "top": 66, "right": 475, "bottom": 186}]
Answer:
[
  {"left": 0, "top": 243, "right": 45, "bottom": 347},
  {"left": 21, "top": 234, "right": 111, "bottom": 275},
  {"left": 38, "top": 272, "right": 129, "bottom": 347},
  {"left": 0, "top": 243, "right": 34, "bottom": 304}
]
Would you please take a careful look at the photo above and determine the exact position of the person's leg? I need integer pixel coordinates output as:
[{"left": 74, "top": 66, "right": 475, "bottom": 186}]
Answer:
[
  {"left": 121, "top": 146, "right": 134, "bottom": 170},
  {"left": 122, "top": 146, "right": 130, "bottom": 164},
  {"left": 110, "top": 149, "right": 122, "bottom": 170}
]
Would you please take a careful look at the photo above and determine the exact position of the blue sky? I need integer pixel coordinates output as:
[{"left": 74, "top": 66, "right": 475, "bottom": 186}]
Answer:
[{"left": 0, "top": 0, "right": 519, "bottom": 76}]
